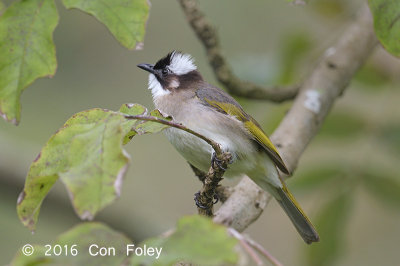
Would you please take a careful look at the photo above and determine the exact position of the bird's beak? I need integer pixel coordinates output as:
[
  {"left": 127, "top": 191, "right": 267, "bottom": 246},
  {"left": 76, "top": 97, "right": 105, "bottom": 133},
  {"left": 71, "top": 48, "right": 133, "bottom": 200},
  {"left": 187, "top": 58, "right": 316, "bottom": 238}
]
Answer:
[{"left": 137, "top": 63, "right": 155, "bottom": 74}]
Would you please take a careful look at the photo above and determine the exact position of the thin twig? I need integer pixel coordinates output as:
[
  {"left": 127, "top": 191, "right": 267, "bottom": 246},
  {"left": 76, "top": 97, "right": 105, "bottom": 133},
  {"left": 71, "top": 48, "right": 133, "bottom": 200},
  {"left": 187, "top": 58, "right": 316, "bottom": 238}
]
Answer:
[
  {"left": 245, "top": 235, "right": 284, "bottom": 266},
  {"left": 178, "top": 0, "right": 299, "bottom": 102},
  {"left": 124, "top": 114, "right": 222, "bottom": 154},
  {"left": 228, "top": 228, "right": 264, "bottom": 266}
]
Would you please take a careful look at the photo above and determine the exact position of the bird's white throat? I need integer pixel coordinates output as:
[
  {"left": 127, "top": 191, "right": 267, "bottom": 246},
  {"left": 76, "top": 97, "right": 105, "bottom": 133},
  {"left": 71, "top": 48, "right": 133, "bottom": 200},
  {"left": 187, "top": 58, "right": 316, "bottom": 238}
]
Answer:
[{"left": 148, "top": 74, "right": 170, "bottom": 99}]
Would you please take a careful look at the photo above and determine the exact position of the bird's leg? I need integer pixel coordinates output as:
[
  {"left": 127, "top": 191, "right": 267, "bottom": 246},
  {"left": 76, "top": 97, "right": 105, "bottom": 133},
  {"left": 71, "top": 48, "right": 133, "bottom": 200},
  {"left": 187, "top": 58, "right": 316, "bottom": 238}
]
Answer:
[
  {"left": 194, "top": 191, "right": 219, "bottom": 210},
  {"left": 195, "top": 151, "right": 232, "bottom": 217},
  {"left": 194, "top": 191, "right": 208, "bottom": 209}
]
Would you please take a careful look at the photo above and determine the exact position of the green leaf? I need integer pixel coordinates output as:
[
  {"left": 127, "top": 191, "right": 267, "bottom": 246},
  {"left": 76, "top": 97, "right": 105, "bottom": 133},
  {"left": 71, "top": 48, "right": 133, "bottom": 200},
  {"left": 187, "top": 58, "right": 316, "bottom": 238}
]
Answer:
[
  {"left": 11, "top": 222, "right": 132, "bottom": 266},
  {"left": 135, "top": 109, "right": 172, "bottom": 135},
  {"left": 119, "top": 103, "right": 147, "bottom": 144},
  {"left": 0, "top": 0, "right": 58, "bottom": 124},
  {"left": 363, "top": 170, "right": 400, "bottom": 208},
  {"left": 306, "top": 190, "right": 352, "bottom": 266},
  {"left": 130, "top": 215, "right": 238, "bottom": 266},
  {"left": 17, "top": 109, "right": 135, "bottom": 230},
  {"left": 10, "top": 245, "right": 49, "bottom": 266},
  {"left": 368, "top": 0, "right": 400, "bottom": 57},
  {"left": 62, "top": 0, "right": 150, "bottom": 50},
  {"left": 119, "top": 103, "right": 147, "bottom": 116}
]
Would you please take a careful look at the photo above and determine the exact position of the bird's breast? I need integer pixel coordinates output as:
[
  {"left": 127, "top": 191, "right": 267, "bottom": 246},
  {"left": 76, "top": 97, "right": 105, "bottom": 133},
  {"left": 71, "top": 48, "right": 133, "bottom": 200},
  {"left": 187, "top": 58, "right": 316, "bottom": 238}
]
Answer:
[{"left": 154, "top": 95, "right": 258, "bottom": 176}]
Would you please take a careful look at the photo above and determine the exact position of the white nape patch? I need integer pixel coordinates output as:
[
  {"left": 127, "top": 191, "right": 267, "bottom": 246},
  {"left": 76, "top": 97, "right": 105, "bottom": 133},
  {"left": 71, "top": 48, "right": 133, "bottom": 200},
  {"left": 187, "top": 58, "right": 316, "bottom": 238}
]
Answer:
[
  {"left": 169, "top": 51, "right": 197, "bottom": 75},
  {"left": 148, "top": 74, "right": 170, "bottom": 99},
  {"left": 304, "top": 90, "right": 321, "bottom": 114}
]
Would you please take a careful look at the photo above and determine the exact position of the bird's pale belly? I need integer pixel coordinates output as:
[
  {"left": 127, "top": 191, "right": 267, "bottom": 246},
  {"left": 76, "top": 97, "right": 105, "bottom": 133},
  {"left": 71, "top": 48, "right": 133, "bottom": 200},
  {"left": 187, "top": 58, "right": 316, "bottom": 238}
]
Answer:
[{"left": 164, "top": 127, "right": 257, "bottom": 177}]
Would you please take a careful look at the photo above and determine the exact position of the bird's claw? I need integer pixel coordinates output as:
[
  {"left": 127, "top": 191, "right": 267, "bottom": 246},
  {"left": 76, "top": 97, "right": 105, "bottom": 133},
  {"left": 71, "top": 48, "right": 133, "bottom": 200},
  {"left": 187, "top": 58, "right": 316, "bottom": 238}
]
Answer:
[
  {"left": 213, "top": 193, "right": 219, "bottom": 204},
  {"left": 194, "top": 191, "right": 208, "bottom": 209},
  {"left": 211, "top": 152, "right": 227, "bottom": 171},
  {"left": 194, "top": 191, "right": 219, "bottom": 209}
]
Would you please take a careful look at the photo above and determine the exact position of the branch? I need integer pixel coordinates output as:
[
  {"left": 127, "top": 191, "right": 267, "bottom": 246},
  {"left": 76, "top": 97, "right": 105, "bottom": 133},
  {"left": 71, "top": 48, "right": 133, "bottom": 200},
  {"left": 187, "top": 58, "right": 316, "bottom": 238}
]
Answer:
[
  {"left": 124, "top": 114, "right": 231, "bottom": 216},
  {"left": 228, "top": 228, "right": 283, "bottom": 266},
  {"left": 195, "top": 152, "right": 231, "bottom": 216},
  {"left": 178, "top": 0, "right": 299, "bottom": 102},
  {"left": 214, "top": 3, "right": 378, "bottom": 231}
]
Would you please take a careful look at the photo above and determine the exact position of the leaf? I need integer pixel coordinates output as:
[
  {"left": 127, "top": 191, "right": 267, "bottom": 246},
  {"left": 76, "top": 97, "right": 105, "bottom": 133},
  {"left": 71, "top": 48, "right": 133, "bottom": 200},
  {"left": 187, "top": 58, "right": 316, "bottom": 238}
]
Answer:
[
  {"left": 135, "top": 109, "right": 172, "bottom": 135},
  {"left": 17, "top": 109, "right": 135, "bottom": 230},
  {"left": 62, "top": 0, "right": 150, "bottom": 50},
  {"left": 306, "top": 190, "right": 352, "bottom": 266},
  {"left": 130, "top": 215, "right": 238, "bottom": 266},
  {"left": 119, "top": 103, "right": 147, "bottom": 144},
  {"left": 119, "top": 103, "right": 147, "bottom": 116},
  {"left": 10, "top": 245, "right": 49, "bottom": 266},
  {"left": 0, "top": 0, "right": 58, "bottom": 124},
  {"left": 368, "top": 0, "right": 400, "bottom": 57},
  {"left": 11, "top": 222, "right": 132, "bottom": 266},
  {"left": 363, "top": 170, "right": 400, "bottom": 208}
]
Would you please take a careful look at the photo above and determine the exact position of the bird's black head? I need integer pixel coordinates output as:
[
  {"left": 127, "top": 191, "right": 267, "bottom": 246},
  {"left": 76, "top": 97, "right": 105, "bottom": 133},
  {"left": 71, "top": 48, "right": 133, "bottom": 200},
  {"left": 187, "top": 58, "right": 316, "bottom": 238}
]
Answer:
[{"left": 137, "top": 51, "right": 203, "bottom": 98}]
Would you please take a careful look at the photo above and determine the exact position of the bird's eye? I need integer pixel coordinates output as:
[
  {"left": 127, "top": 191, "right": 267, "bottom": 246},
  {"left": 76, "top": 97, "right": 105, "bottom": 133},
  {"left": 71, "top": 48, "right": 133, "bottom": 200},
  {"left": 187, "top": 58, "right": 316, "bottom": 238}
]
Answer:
[{"left": 162, "top": 68, "right": 169, "bottom": 76}]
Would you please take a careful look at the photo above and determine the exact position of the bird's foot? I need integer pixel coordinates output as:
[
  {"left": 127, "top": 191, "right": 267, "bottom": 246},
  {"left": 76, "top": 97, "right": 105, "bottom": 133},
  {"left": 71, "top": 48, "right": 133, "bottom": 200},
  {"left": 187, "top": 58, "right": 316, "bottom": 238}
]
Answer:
[
  {"left": 194, "top": 191, "right": 219, "bottom": 209},
  {"left": 211, "top": 152, "right": 228, "bottom": 171}
]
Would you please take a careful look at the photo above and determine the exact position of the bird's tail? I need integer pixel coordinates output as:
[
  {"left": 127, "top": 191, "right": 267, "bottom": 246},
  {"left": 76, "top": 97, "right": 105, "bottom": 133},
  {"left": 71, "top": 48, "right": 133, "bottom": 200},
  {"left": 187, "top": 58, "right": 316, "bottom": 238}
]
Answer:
[{"left": 273, "top": 185, "right": 319, "bottom": 244}]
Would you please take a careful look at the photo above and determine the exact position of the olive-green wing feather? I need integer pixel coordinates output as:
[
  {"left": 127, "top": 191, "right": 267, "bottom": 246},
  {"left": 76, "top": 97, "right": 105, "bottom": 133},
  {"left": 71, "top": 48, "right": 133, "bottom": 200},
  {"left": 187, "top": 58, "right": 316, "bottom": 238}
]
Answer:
[{"left": 196, "top": 86, "right": 290, "bottom": 174}]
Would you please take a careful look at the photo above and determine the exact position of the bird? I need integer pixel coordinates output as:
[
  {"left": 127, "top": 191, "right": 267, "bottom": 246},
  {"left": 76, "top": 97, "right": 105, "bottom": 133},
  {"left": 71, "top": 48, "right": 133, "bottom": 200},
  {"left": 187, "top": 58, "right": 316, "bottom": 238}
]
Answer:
[{"left": 137, "top": 51, "right": 319, "bottom": 244}]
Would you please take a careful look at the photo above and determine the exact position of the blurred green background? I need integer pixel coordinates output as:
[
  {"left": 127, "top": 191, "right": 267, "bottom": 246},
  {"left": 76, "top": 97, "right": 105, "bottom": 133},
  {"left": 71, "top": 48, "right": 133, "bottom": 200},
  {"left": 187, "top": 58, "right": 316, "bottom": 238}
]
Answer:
[{"left": 1, "top": 0, "right": 400, "bottom": 265}]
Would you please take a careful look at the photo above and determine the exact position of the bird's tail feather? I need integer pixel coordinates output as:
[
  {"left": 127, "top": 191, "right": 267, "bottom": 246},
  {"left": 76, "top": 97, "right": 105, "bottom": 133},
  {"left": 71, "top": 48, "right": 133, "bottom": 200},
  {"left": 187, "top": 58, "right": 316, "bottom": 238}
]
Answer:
[{"left": 275, "top": 185, "right": 319, "bottom": 244}]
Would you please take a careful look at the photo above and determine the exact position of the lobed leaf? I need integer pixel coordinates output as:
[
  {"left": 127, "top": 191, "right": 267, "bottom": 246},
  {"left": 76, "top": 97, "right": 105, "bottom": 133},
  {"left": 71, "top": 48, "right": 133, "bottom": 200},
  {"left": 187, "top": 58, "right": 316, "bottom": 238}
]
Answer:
[
  {"left": 62, "top": 0, "right": 150, "bottom": 50},
  {"left": 368, "top": 0, "right": 400, "bottom": 57},
  {"left": 17, "top": 108, "right": 136, "bottom": 230},
  {"left": 0, "top": 0, "right": 58, "bottom": 124},
  {"left": 130, "top": 215, "right": 238, "bottom": 266},
  {"left": 119, "top": 103, "right": 147, "bottom": 144}
]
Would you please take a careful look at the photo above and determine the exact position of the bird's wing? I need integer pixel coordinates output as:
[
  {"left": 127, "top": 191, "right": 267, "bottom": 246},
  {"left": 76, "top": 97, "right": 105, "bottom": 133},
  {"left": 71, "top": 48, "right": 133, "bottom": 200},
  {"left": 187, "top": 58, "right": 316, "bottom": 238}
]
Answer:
[{"left": 196, "top": 86, "right": 290, "bottom": 174}]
